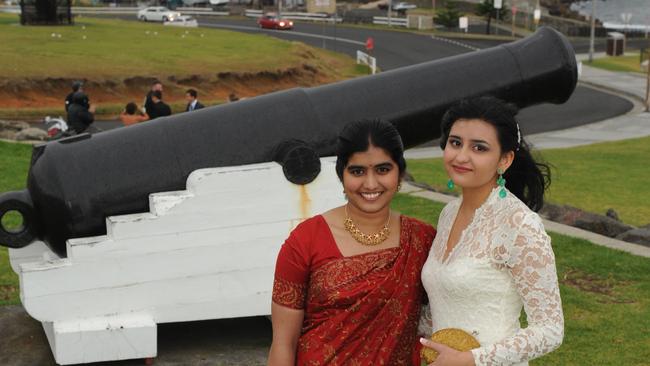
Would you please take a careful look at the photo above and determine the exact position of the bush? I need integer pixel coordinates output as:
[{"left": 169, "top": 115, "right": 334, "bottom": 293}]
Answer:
[{"left": 435, "top": 2, "right": 462, "bottom": 28}]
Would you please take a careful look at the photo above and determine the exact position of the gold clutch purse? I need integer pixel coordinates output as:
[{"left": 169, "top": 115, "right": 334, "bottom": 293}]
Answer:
[{"left": 421, "top": 328, "right": 481, "bottom": 364}]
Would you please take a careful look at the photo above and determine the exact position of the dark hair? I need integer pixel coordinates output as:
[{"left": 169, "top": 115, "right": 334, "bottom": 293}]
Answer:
[
  {"left": 335, "top": 118, "right": 406, "bottom": 181},
  {"left": 439, "top": 96, "right": 551, "bottom": 211},
  {"left": 152, "top": 80, "right": 162, "bottom": 86},
  {"left": 125, "top": 102, "right": 138, "bottom": 115},
  {"left": 72, "top": 81, "right": 83, "bottom": 92},
  {"left": 152, "top": 90, "right": 162, "bottom": 100},
  {"left": 186, "top": 89, "right": 198, "bottom": 98}
]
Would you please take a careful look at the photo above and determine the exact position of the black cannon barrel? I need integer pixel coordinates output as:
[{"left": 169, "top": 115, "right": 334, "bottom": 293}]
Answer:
[{"left": 0, "top": 27, "right": 577, "bottom": 256}]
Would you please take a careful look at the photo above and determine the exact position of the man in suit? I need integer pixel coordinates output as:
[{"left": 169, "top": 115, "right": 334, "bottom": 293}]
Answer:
[
  {"left": 185, "top": 89, "right": 205, "bottom": 112},
  {"left": 148, "top": 90, "right": 171, "bottom": 120}
]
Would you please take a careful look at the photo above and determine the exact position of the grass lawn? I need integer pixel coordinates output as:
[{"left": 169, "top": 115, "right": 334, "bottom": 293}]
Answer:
[
  {"left": 1, "top": 139, "right": 649, "bottom": 364},
  {"left": 0, "top": 141, "right": 31, "bottom": 306},
  {"left": 394, "top": 194, "right": 650, "bottom": 366},
  {"left": 0, "top": 13, "right": 361, "bottom": 80},
  {"left": 406, "top": 135, "right": 650, "bottom": 227},
  {"left": 589, "top": 53, "right": 646, "bottom": 74}
]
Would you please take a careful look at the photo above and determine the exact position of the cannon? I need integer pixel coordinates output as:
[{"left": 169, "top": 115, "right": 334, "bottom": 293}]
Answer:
[
  {"left": 0, "top": 27, "right": 576, "bottom": 256},
  {"left": 2, "top": 27, "right": 576, "bottom": 365}
]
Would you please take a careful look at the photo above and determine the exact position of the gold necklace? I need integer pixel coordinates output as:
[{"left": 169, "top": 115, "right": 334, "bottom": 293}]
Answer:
[{"left": 343, "top": 205, "right": 391, "bottom": 246}]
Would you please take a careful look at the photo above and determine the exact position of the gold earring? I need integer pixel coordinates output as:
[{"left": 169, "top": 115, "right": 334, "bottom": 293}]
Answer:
[{"left": 397, "top": 183, "right": 402, "bottom": 192}]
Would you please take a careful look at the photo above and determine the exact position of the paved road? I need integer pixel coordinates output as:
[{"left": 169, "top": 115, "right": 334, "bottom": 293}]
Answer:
[
  {"left": 195, "top": 17, "right": 634, "bottom": 136},
  {"left": 91, "top": 15, "right": 633, "bottom": 138}
]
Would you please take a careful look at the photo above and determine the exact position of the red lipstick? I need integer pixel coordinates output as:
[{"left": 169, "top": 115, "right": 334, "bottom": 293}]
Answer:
[{"left": 452, "top": 165, "right": 472, "bottom": 173}]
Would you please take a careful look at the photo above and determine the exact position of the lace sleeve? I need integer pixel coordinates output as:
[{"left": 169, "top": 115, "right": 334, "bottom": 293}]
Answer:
[{"left": 472, "top": 213, "right": 564, "bottom": 365}]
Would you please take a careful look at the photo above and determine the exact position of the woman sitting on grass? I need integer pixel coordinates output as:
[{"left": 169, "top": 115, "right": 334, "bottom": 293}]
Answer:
[{"left": 119, "top": 102, "right": 148, "bottom": 126}]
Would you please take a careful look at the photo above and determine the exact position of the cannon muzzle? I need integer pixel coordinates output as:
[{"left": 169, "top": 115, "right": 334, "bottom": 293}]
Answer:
[{"left": 0, "top": 27, "right": 577, "bottom": 256}]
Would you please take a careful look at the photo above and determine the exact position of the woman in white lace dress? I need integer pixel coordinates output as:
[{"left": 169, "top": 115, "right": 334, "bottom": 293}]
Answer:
[{"left": 419, "top": 97, "right": 563, "bottom": 366}]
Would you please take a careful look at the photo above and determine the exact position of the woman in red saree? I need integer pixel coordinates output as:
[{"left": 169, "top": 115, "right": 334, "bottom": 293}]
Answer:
[{"left": 268, "top": 119, "right": 436, "bottom": 365}]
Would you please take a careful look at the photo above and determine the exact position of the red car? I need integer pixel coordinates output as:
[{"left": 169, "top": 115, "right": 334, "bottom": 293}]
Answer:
[{"left": 257, "top": 13, "right": 294, "bottom": 30}]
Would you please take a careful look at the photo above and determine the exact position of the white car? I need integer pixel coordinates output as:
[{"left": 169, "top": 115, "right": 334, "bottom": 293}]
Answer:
[
  {"left": 209, "top": 0, "right": 230, "bottom": 7},
  {"left": 137, "top": 7, "right": 182, "bottom": 22},
  {"left": 392, "top": 2, "right": 416, "bottom": 11},
  {"left": 163, "top": 15, "right": 198, "bottom": 28},
  {"left": 183, "top": 0, "right": 209, "bottom": 5}
]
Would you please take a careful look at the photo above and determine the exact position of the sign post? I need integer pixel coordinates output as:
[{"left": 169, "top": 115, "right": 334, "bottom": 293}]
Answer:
[
  {"left": 459, "top": 16, "right": 468, "bottom": 33},
  {"left": 494, "top": 0, "right": 502, "bottom": 34},
  {"left": 511, "top": 5, "right": 517, "bottom": 37},
  {"left": 646, "top": 57, "right": 650, "bottom": 112},
  {"left": 533, "top": 8, "right": 541, "bottom": 29}
]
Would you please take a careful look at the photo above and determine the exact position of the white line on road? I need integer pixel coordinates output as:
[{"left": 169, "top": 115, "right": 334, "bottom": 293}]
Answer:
[
  {"left": 200, "top": 23, "right": 366, "bottom": 46},
  {"left": 430, "top": 35, "right": 481, "bottom": 51}
]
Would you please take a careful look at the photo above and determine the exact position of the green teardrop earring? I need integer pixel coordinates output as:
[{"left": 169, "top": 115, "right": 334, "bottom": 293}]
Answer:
[
  {"left": 497, "top": 168, "right": 507, "bottom": 198},
  {"left": 447, "top": 179, "right": 455, "bottom": 190}
]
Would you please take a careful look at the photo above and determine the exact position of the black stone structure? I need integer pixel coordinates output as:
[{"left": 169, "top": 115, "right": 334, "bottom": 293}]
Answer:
[
  {"left": 0, "top": 27, "right": 578, "bottom": 256},
  {"left": 20, "top": 0, "right": 72, "bottom": 25}
]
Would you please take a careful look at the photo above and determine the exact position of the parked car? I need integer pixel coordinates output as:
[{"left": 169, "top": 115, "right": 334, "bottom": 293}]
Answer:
[
  {"left": 392, "top": 2, "right": 416, "bottom": 11},
  {"left": 257, "top": 13, "right": 294, "bottom": 30},
  {"left": 163, "top": 15, "right": 198, "bottom": 27},
  {"left": 183, "top": 0, "right": 209, "bottom": 6},
  {"left": 209, "top": 0, "right": 229, "bottom": 7},
  {"left": 377, "top": 1, "right": 416, "bottom": 14},
  {"left": 137, "top": 7, "right": 182, "bottom": 22}
]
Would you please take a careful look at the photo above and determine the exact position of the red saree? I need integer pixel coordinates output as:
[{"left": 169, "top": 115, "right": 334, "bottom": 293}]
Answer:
[{"left": 273, "top": 215, "right": 435, "bottom": 365}]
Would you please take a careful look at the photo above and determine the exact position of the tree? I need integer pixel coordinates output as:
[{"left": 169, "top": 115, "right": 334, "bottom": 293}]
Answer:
[
  {"left": 476, "top": 0, "right": 508, "bottom": 35},
  {"left": 435, "top": 2, "right": 462, "bottom": 28}
]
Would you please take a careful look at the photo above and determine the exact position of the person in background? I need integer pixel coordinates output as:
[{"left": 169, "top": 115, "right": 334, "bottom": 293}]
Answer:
[
  {"left": 227, "top": 92, "right": 239, "bottom": 103},
  {"left": 67, "top": 91, "right": 95, "bottom": 134},
  {"left": 65, "top": 81, "right": 83, "bottom": 112},
  {"left": 143, "top": 80, "right": 163, "bottom": 116},
  {"left": 119, "top": 102, "right": 149, "bottom": 126},
  {"left": 148, "top": 90, "right": 171, "bottom": 120},
  {"left": 185, "top": 89, "right": 205, "bottom": 112}
]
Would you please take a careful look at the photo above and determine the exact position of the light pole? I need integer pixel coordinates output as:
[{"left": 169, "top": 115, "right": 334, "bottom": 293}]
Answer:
[
  {"left": 588, "top": 0, "right": 597, "bottom": 63},
  {"left": 645, "top": 50, "right": 650, "bottom": 112},
  {"left": 646, "top": 57, "right": 650, "bottom": 112}
]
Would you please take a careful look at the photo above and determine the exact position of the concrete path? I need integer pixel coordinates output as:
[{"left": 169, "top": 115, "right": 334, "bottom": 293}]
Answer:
[
  {"left": 405, "top": 55, "right": 650, "bottom": 158},
  {"left": 577, "top": 52, "right": 650, "bottom": 102}
]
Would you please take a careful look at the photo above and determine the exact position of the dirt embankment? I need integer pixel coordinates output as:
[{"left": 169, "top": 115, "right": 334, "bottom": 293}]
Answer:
[{"left": 0, "top": 63, "right": 335, "bottom": 110}]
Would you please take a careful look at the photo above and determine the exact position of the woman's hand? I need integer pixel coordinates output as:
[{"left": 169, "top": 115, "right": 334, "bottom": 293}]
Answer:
[{"left": 420, "top": 338, "right": 476, "bottom": 366}]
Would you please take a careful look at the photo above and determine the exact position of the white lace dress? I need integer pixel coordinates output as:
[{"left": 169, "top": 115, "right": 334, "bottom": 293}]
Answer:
[{"left": 421, "top": 187, "right": 564, "bottom": 366}]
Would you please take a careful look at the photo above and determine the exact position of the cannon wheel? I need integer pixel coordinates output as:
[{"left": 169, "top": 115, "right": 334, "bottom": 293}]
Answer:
[{"left": 0, "top": 190, "right": 37, "bottom": 248}]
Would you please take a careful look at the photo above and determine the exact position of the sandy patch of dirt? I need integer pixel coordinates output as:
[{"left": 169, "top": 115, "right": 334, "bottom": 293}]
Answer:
[{"left": 0, "top": 63, "right": 338, "bottom": 109}]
